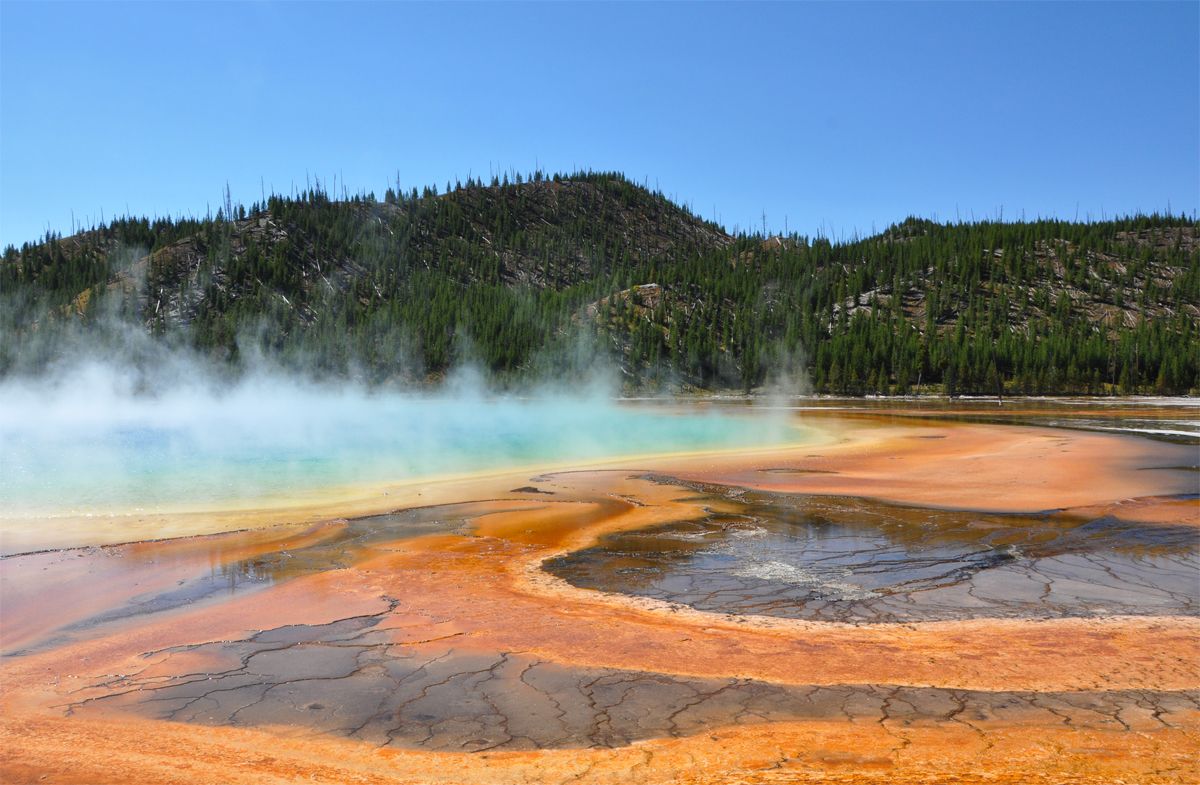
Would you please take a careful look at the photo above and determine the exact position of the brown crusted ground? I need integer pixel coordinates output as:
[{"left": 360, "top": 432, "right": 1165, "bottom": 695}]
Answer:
[{"left": 1, "top": 414, "right": 1197, "bottom": 784}]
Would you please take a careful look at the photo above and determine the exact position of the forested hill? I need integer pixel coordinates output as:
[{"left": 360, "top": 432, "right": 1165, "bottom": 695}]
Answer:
[{"left": 3, "top": 170, "right": 1198, "bottom": 394}]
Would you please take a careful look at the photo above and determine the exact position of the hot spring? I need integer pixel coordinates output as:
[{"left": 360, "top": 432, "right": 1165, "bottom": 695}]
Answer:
[{"left": 0, "top": 371, "right": 807, "bottom": 550}]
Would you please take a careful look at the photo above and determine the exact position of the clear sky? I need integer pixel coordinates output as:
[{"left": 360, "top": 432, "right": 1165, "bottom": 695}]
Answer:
[{"left": 2, "top": 1, "right": 1197, "bottom": 248}]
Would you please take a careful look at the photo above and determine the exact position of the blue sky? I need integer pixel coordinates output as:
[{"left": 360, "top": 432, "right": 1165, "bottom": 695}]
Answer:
[{"left": 2, "top": 1, "right": 1197, "bottom": 248}]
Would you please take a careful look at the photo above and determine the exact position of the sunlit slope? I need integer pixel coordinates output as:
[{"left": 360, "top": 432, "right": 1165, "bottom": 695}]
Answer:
[{"left": 4, "top": 172, "right": 1196, "bottom": 394}]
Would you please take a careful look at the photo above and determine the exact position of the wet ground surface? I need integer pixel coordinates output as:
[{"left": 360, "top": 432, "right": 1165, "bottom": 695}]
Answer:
[
  {"left": 751, "top": 397, "right": 1200, "bottom": 444},
  {"left": 1, "top": 503, "right": 505, "bottom": 656},
  {"left": 548, "top": 477, "right": 1200, "bottom": 623},
  {"left": 62, "top": 601, "right": 1200, "bottom": 752},
  {"left": 52, "top": 472, "right": 1200, "bottom": 752},
  {"left": 6, "top": 410, "right": 1199, "bottom": 784}
]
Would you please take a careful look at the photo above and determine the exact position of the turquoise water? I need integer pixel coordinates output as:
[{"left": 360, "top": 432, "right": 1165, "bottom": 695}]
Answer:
[{"left": 0, "top": 388, "right": 799, "bottom": 518}]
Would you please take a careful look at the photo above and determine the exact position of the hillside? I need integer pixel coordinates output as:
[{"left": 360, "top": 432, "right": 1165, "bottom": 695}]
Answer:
[{"left": 3, "top": 171, "right": 1197, "bottom": 394}]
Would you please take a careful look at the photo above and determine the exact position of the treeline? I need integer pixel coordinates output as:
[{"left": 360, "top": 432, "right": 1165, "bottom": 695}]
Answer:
[
  {"left": 621, "top": 217, "right": 1198, "bottom": 394},
  {"left": 2, "top": 172, "right": 1197, "bottom": 394}
]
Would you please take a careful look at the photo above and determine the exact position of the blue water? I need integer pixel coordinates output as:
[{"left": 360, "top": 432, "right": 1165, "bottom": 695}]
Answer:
[{"left": 0, "top": 391, "right": 800, "bottom": 517}]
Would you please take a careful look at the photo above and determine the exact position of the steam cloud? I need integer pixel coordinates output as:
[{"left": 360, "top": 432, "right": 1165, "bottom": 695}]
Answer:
[{"left": 0, "top": 328, "right": 799, "bottom": 533}]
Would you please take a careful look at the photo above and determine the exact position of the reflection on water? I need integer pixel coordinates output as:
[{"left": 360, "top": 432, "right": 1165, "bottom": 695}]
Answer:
[
  {"left": 548, "top": 480, "right": 1200, "bottom": 622},
  {"left": 221, "top": 503, "right": 485, "bottom": 583},
  {"left": 28, "top": 504, "right": 486, "bottom": 648}
]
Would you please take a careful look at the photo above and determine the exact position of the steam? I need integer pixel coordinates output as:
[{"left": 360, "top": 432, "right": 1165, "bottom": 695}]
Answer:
[
  {"left": 0, "top": 335, "right": 800, "bottom": 528},
  {"left": 757, "top": 343, "right": 813, "bottom": 408}
]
